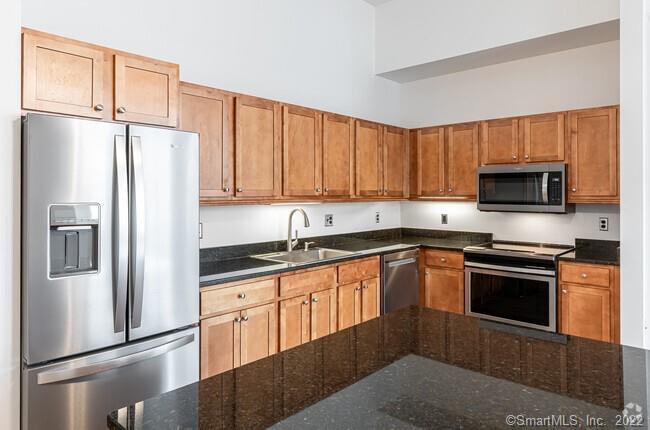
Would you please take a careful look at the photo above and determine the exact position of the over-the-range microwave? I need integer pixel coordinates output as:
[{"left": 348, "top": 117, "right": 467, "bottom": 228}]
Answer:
[{"left": 477, "top": 163, "right": 567, "bottom": 213}]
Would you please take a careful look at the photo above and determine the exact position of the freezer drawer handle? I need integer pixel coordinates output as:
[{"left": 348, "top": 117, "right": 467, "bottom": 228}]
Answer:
[
  {"left": 386, "top": 258, "right": 417, "bottom": 268},
  {"left": 37, "top": 333, "right": 194, "bottom": 385},
  {"left": 130, "top": 136, "right": 146, "bottom": 329}
]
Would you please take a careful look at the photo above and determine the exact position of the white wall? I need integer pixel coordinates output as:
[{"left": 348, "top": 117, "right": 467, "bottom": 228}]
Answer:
[
  {"left": 375, "top": 0, "right": 619, "bottom": 75},
  {"left": 400, "top": 41, "right": 620, "bottom": 127},
  {"left": 200, "top": 202, "right": 401, "bottom": 248},
  {"left": 619, "top": 0, "right": 649, "bottom": 347},
  {"left": 0, "top": 0, "right": 22, "bottom": 427},
  {"left": 21, "top": 0, "right": 402, "bottom": 126},
  {"left": 401, "top": 202, "right": 619, "bottom": 245}
]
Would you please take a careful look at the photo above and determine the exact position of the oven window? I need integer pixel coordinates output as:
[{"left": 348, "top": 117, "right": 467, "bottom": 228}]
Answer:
[
  {"left": 479, "top": 172, "right": 544, "bottom": 205},
  {"left": 469, "top": 271, "right": 550, "bottom": 327}
]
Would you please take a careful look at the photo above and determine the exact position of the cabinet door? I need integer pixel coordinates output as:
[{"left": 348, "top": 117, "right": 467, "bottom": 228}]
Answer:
[
  {"left": 423, "top": 267, "right": 464, "bottom": 314},
  {"left": 235, "top": 96, "right": 282, "bottom": 198},
  {"left": 355, "top": 120, "right": 382, "bottom": 196},
  {"left": 523, "top": 113, "right": 565, "bottom": 162},
  {"left": 240, "top": 303, "right": 277, "bottom": 366},
  {"left": 311, "top": 288, "right": 337, "bottom": 340},
  {"left": 200, "top": 311, "right": 240, "bottom": 379},
  {"left": 480, "top": 118, "right": 519, "bottom": 165},
  {"left": 447, "top": 123, "right": 479, "bottom": 198},
  {"left": 179, "top": 83, "right": 234, "bottom": 199},
  {"left": 283, "top": 105, "right": 322, "bottom": 197},
  {"left": 338, "top": 283, "right": 361, "bottom": 330},
  {"left": 114, "top": 54, "right": 179, "bottom": 127},
  {"left": 361, "top": 278, "right": 380, "bottom": 322},
  {"left": 322, "top": 113, "right": 353, "bottom": 197},
  {"left": 559, "top": 283, "right": 611, "bottom": 342},
  {"left": 383, "top": 126, "right": 408, "bottom": 197},
  {"left": 22, "top": 32, "right": 105, "bottom": 118},
  {"left": 416, "top": 127, "right": 445, "bottom": 197},
  {"left": 568, "top": 107, "right": 618, "bottom": 203},
  {"left": 279, "top": 295, "right": 310, "bottom": 351}
]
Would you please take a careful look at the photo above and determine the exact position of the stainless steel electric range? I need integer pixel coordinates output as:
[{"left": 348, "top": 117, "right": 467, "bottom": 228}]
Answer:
[{"left": 463, "top": 242, "right": 574, "bottom": 332}]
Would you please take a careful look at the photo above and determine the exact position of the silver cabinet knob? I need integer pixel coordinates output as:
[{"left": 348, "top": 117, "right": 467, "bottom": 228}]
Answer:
[
  {"left": 237, "top": 187, "right": 243, "bottom": 193},
  {"left": 238, "top": 293, "right": 246, "bottom": 299},
  {"left": 512, "top": 155, "right": 517, "bottom": 160},
  {"left": 94, "top": 104, "right": 104, "bottom": 112},
  {"left": 224, "top": 187, "right": 230, "bottom": 192},
  {"left": 448, "top": 188, "right": 452, "bottom": 192},
  {"left": 355, "top": 286, "right": 361, "bottom": 291},
  {"left": 581, "top": 273, "right": 588, "bottom": 279},
  {"left": 316, "top": 187, "right": 321, "bottom": 192},
  {"left": 439, "top": 189, "right": 443, "bottom": 192},
  {"left": 525, "top": 154, "right": 529, "bottom": 159},
  {"left": 234, "top": 316, "right": 242, "bottom": 323},
  {"left": 562, "top": 289, "right": 568, "bottom": 294},
  {"left": 312, "top": 297, "right": 319, "bottom": 303},
  {"left": 116, "top": 106, "right": 127, "bottom": 114},
  {"left": 384, "top": 188, "right": 388, "bottom": 193},
  {"left": 302, "top": 300, "right": 309, "bottom": 305},
  {"left": 242, "top": 315, "right": 249, "bottom": 322},
  {"left": 324, "top": 187, "right": 329, "bottom": 192},
  {"left": 440, "top": 257, "right": 447, "bottom": 262},
  {"left": 571, "top": 188, "right": 577, "bottom": 192}
]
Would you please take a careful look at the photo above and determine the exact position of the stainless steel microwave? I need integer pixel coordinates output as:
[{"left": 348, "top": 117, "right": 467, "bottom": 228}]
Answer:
[{"left": 477, "top": 163, "right": 567, "bottom": 213}]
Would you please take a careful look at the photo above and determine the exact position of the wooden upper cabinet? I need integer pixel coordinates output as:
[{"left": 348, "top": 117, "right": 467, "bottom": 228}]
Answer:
[
  {"left": 355, "top": 120, "right": 382, "bottom": 196},
  {"left": 322, "top": 113, "right": 353, "bottom": 197},
  {"left": 22, "top": 32, "right": 105, "bottom": 118},
  {"left": 447, "top": 123, "right": 479, "bottom": 197},
  {"left": 523, "top": 113, "right": 565, "bottom": 162},
  {"left": 480, "top": 118, "right": 519, "bottom": 165},
  {"left": 568, "top": 107, "right": 619, "bottom": 203},
  {"left": 415, "top": 127, "right": 445, "bottom": 197},
  {"left": 383, "top": 126, "right": 408, "bottom": 197},
  {"left": 283, "top": 105, "right": 322, "bottom": 197},
  {"left": 179, "top": 83, "right": 234, "bottom": 200},
  {"left": 235, "top": 96, "right": 282, "bottom": 198},
  {"left": 114, "top": 54, "right": 179, "bottom": 126}
]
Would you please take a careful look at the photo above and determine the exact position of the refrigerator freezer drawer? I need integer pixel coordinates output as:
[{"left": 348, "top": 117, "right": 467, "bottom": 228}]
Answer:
[{"left": 22, "top": 326, "right": 199, "bottom": 430}]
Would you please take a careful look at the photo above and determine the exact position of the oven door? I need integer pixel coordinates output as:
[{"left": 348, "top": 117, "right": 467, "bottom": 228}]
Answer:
[{"left": 465, "top": 265, "right": 556, "bottom": 332}]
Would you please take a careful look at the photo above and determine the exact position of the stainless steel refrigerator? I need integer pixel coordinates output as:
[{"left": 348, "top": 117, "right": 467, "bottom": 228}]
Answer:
[{"left": 21, "top": 113, "right": 200, "bottom": 430}]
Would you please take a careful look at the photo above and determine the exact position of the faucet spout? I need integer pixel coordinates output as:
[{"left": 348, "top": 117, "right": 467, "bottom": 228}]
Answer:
[{"left": 287, "top": 208, "right": 311, "bottom": 252}]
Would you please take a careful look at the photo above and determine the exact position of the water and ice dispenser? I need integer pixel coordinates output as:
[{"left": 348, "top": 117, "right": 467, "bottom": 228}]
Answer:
[{"left": 49, "top": 204, "right": 100, "bottom": 278}]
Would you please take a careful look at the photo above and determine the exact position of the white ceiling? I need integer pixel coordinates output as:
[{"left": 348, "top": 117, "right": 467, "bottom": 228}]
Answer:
[{"left": 362, "top": 0, "right": 394, "bottom": 6}]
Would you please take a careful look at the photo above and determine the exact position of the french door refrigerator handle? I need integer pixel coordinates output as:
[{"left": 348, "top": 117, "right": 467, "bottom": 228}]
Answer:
[
  {"left": 114, "top": 135, "right": 129, "bottom": 333},
  {"left": 37, "top": 333, "right": 195, "bottom": 385},
  {"left": 130, "top": 136, "right": 146, "bottom": 329}
]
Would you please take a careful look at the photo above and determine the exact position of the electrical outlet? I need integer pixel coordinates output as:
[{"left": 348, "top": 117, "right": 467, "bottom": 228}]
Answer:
[
  {"left": 599, "top": 217, "right": 609, "bottom": 231},
  {"left": 324, "top": 214, "right": 334, "bottom": 227},
  {"left": 375, "top": 212, "right": 380, "bottom": 224},
  {"left": 441, "top": 214, "right": 448, "bottom": 225}
]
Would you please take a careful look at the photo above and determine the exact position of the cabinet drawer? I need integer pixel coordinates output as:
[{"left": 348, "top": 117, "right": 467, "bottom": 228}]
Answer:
[
  {"left": 201, "top": 279, "right": 275, "bottom": 316},
  {"left": 280, "top": 267, "right": 336, "bottom": 297},
  {"left": 338, "top": 258, "right": 380, "bottom": 284},
  {"left": 423, "top": 250, "right": 464, "bottom": 270},
  {"left": 560, "top": 263, "right": 611, "bottom": 288}
]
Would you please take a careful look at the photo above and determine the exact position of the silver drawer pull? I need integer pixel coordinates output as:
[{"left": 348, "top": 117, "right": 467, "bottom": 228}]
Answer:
[
  {"left": 302, "top": 300, "right": 309, "bottom": 305},
  {"left": 312, "top": 297, "right": 319, "bottom": 303},
  {"left": 238, "top": 293, "right": 246, "bottom": 299},
  {"left": 440, "top": 257, "right": 447, "bottom": 262},
  {"left": 234, "top": 316, "right": 242, "bottom": 323},
  {"left": 581, "top": 273, "right": 588, "bottom": 279},
  {"left": 242, "top": 315, "right": 249, "bottom": 322}
]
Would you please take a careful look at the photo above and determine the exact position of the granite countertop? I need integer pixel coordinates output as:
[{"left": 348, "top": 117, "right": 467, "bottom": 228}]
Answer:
[
  {"left": 558, "top": 238, "right": 620, "bottom": 266},
  {"left": 108, "top": 307, "right": 640, "bottom": 430},
  {"left": 200, "top": 229, "right": 490, "bottom": 287}
]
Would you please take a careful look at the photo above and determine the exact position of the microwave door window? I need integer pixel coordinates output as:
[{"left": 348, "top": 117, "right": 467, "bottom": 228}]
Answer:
[{"left": 479, "top": 173, "right": 544, "bottom": 205}]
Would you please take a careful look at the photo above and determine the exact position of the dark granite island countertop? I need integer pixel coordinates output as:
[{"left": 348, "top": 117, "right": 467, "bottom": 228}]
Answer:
[{"left": 108, "top": 307, "right": 644, "bottom": 430}]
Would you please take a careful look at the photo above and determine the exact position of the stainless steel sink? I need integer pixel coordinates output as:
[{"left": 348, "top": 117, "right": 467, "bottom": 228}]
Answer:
[{"left": 252, "top": 248, "right": 356, "bottom": 265}]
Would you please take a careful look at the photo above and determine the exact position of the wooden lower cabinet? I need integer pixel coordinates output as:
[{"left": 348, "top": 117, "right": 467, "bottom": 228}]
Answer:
[
  {"left": 422, "top": 267, "right": 464, "bottom": 314},
  {"left": 361, "top": 278, "right": 380, "bottom": 322},
  {"left": 559, "top": 262, "right": 619, "bottom": 343},
  {"left": 311, "top": 288, "right": 338, "bottom": 340},
  {"left": 200, "top": 303, "right": 276, "bottom": 380},
  {"left": 337, "top": 277, "right": 380, "bottom": 330},
  {"left": 280, "top": 288, "right": 338, "bottom": 351}
]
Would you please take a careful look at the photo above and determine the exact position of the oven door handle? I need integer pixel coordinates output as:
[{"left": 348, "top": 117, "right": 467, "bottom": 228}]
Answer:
[{"left": 464, "top": 261, "right": 556, "bottom": 277}]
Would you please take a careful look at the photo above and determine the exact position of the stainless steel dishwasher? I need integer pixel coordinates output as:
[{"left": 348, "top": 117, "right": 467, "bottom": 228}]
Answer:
[{"left": 382, "top": 249, "right": 420, "bottom": 313}]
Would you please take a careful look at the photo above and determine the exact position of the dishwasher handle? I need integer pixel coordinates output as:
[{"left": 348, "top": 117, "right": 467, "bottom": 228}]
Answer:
[{"left": 386, "top": 257, "right": 418, "bottom": 268}]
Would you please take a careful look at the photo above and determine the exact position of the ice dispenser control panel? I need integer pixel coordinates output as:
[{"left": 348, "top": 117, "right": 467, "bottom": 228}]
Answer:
[{"left": 49, "top": 204, "right": 100, "bottom": 278}]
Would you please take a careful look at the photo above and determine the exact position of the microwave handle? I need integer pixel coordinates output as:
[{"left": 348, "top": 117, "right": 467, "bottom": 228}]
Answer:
[{"left": 542, "top": 172, "right": 549, "bottom": 204}]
